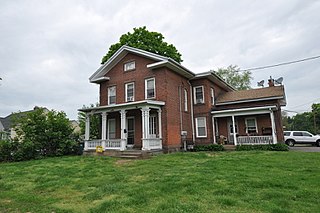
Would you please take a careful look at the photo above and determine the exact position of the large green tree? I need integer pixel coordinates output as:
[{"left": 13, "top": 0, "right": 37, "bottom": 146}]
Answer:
[
  {"left": 214, "top": 65, "right": 252, "bottom": 90},
  {"left": 101, "top": 26, "right": 183, "bottom": 64}
]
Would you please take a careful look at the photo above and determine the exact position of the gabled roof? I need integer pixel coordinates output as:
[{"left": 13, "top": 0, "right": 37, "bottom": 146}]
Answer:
[
  {"left": 90, "top": 45, "right": 194, "bottom": 83},
  {"left": 191, "top": 71, "right": 235, "bottom": 91},
  {"left": 216, "top": 85, "right": 286, "bottom": 106}
]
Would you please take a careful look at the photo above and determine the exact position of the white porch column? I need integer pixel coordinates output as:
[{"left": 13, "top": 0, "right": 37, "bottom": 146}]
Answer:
[
  {"left": 141, "top": 107, "right": 150, "bottom": 150},
  {"left": 85, "top": 114, "right": 90, "bottom": 141},
  {"left": 101, "top": 112, "right": 107, "bottom": 149},
  {"left": 158, "top": 108, "right": 162, "bottom": 139},
  {"left": 232, "top": 115, "right": 237, "bottom": 145},
  {"left": 270, "top": 110, "right": 277, "bottom": 144},
  {"left": 120, "top": 110, "right": 127, "bottom": 150},
  {"left": 212, "top": 116, "right": 216, "bottom": 144}
]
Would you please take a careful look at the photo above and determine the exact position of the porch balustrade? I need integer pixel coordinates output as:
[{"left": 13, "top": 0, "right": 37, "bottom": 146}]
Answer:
[
  {"left": 237, "top": 135, "right": 273, "bottom": 145},
  {"left": 85, "top": 139, "right": 126, "bottom": 151},
  {"left": 142, "top": 138, "right": 162, "bottom": 150}
]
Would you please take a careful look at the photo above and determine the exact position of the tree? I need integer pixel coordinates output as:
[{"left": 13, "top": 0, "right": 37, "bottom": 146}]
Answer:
[
  {"left": 214, "top": 65, "right": 252, "bottom": 90},
  {"left": 101, "top": 26, "right": 183, "bottom": 64},
  {"left": 12, "top": 108, "right": 77, "bottom": 159},
  {"left": 78, "top": 104, "right": 101, "bottom": 139}
]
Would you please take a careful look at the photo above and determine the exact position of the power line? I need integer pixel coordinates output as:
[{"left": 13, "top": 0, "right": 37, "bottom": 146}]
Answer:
[
  {"left": 239, "top": 55, "right": 320, "bottom": 72},
  {"left": 289, "top": 97, "right": 320, "bottom": 110}
]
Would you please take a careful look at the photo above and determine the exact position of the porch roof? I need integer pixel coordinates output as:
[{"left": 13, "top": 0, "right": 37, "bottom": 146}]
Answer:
[
  {"left": 211, "top": 105, "right": 277, "bottom": 117},
  {"left": 78, "top": 100, "right": 165, "bottom": 113}
]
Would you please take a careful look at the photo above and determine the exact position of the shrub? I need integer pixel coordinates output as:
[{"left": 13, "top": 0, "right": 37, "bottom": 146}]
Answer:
[
  {"left": 194, "top": 144, "right": 225, "bottom": 152},
  {"left": 236, "top": 144, "right": 289, "bottom": 151},
  {"left": 0, "top": 140, "right": 14, "bottom": 162}
]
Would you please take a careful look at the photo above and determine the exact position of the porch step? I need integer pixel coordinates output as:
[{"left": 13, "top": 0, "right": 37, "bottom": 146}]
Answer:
[
  {"left": 223, "top": 145, "right": 236, "bottom": 151},
  {"left": 118, "top": 150, "right": 150, "bottom": 159}
]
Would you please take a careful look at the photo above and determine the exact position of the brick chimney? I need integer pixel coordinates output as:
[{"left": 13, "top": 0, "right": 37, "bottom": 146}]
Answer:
[{"left": 268, "top": 76, "right": 274, "bottom": 87}]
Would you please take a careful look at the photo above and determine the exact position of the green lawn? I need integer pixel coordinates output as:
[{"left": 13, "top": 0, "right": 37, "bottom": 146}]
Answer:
[{"left": 0, "top": 152, "right": 319, "bottom": 213}]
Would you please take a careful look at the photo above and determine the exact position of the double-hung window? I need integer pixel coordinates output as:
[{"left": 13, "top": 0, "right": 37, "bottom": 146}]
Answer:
[
  {"left": 196, "top": 117, "right": 207, "bottom": 137},
  {"left": 149, "top": 115, "right": 157, "bottom": 138},
  {"left": 125, "top": 82, "right": 135, "bottom": 102},
  {"left": 211, "top": 88, "right": 215, "bottom": 105},
  {"left": 108, "top": 86, "right": 116, "bottom": 105},
  {"left": 184, "top": 89, "right": 188, "bottom": 112},
  {"left": 194, "top": 86, "right": 204, "bottom": 104},
  {"left": 124, "top": 61, "right": 135, "bottom": 71},
  {"left": 108, "top": 119, "right": 116, "bottom": 139},
  {"left": 145, "top": 78, "right": 155, "bottom": 99},
  {"left": 245, "top": 118, "right": 257, "bottom": 134}
]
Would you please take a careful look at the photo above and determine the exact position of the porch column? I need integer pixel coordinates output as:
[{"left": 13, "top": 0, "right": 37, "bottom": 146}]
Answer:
[
  {"left": 141, "top": 107, "right": 150, "bottom": 150},
  {"left": 212, "top": 116, "right": 216, "bottom": 144},
  {"left": 101, "top": 112, "right": 107, "bottom": 149},
  {"left": 120, "top": 110, "right": 127, "bottom": 150},
  {"left": 158, "top": 109, "right": 162, "bottom": 139},
  {"left": 270, "top": 110, "right": 277, "bottom": 144},
  {"left": 84, "top": 114, "right": 90, "bottom": 151},
  {"left": 232, "top": 115, "right": 237, "bottom": 145}
]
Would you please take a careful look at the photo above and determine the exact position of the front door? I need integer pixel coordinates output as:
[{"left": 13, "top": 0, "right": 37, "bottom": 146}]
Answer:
[
  {"left": 126, "top": 117, "right": 135, "bottom": 147},
  {"left": 227, "top": 118, "right": 238, "bottom": 144}
]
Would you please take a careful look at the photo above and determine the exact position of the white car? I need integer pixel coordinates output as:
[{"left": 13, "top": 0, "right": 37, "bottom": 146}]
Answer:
[{"left": 284, "top": 131, "right": 320, "bottom": 147}]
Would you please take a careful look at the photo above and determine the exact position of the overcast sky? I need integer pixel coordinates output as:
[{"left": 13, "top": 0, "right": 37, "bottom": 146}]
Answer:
[{"left": 1, "top": 0, "right": 320, "bottom": 120}]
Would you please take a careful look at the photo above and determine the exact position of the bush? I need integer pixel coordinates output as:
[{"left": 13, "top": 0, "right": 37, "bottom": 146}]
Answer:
[
  {"left": 0, "top": 140, "right": 13, "bottom": 162},
  {"left": 194, "top": 144, "right": 225, "bottom": 152},
  {"left": 236, "top": 144, "right": 289, "bottom": 151}
]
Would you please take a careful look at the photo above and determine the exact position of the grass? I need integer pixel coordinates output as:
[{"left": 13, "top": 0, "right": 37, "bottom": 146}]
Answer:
[{"left": 0, "top": 151, "right": 319, "bottom": 213}]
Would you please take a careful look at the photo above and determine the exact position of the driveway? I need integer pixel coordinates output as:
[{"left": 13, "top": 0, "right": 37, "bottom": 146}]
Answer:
[{"left": 289, "top": 144, "right": 320, "bottom": 152}]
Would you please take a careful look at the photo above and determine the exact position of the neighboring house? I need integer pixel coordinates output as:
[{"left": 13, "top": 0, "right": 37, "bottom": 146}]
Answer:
[
  {"left": 0, "top": 107, "right": 49, "bottom": 140},
  {"left": 79, "top": 45, "right": 286, "bottom": 152}
]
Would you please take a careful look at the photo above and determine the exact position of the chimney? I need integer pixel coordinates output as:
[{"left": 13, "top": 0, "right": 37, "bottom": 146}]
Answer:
[{"left": 268, "top": 76, "right": 274, "bottom": 87}]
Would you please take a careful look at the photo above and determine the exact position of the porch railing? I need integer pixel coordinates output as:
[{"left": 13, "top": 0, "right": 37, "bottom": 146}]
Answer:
[
  {"left": 237, "top": 136, "right": 273, "bottom": 145},
  {"left": 85, "top": 139, "right": 126, "bottom": 151},
  {"left": 142, "top": 138, "right": 162, "bottom": 150}
]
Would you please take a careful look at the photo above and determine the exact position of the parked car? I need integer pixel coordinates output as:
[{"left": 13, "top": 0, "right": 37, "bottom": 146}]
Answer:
[{"left": 284, "top": 131, "right": 320, "bottom": 147}]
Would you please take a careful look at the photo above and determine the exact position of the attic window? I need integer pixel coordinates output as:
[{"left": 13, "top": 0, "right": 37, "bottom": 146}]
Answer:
[{"left": 124, "top": 61, "right": 135, "bottom": 71}]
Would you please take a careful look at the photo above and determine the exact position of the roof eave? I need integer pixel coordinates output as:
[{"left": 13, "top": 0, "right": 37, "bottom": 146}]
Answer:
[{"left": 216, "top": 96, "right": 285, "bottom": 106}]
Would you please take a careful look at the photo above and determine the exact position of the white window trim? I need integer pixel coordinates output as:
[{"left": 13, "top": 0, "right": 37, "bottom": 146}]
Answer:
[
  {"left": 124, "top": 61, "right": 135, "bottom": 71},
  {"left": 108, "top": 118, "right": 116, "bottom": 139},
  {"left": 211, "top": 88, "right": 215, "bottom": 105},
  {"left": 108, "top": 86, "right": 116, "bottom": 105},
  {"left": 145, "top": 78, "right": 156, "bottom": 99},
  {"left": 195, "top": 117, "right": 207, "bottom": 138},
  {"left": 193, "top": 86, "right": 204, "bottom": 104},
  {"left": 245, "top": 117, "right": 258, "bottom": 134},
  {"left": 184, "top": 89, "right": 188, "bottom": 112},
  {"left": 125, "top": 82, "right": 135, "bottom": 102}
]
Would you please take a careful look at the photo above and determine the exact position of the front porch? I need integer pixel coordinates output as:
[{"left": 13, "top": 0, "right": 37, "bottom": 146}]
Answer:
[
  {"left": 80, "top": 100, "right": 164, "bottom": 151},
  {"left": 212, "top": 106, "right": 279, "bottom": 145}
]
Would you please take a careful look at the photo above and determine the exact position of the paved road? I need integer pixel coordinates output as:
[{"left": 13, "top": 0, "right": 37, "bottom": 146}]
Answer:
[{"left": 289, "top": 145, "right": 320, "bottom": 152}]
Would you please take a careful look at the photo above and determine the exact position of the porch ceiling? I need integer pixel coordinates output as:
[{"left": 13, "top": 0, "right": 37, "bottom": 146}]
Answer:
[
  {"left": 211, "top": 105, "right": 277, "bottom": 117},
  {"left": 78, "top": 100, "right": 165, "bottom": 114}
]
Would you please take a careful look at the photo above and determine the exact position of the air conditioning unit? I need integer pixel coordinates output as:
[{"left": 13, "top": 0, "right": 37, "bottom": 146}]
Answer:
[{"left": 127, "top": 97, "right": 134, "bottom": 102}]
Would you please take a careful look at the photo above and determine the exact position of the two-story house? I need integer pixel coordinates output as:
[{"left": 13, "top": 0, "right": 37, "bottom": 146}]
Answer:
[{"left": 79, "top": 45, "right": 286, "bottom": 152}]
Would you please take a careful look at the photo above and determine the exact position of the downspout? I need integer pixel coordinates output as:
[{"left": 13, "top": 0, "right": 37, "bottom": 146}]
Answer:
[
  {"left": 188, "top": 81, "right": 195, "bottom": 143},
  {"left": 178, "top": 85, "right": 183, "bottom": 133}
]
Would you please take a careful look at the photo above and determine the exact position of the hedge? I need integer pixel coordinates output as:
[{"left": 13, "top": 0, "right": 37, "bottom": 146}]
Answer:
[
  {"left": 236, "top": 143, "right": 289, "bottom": 151},
  {"left": 193, "top": 144, "right": 225, "bottom": 152}
]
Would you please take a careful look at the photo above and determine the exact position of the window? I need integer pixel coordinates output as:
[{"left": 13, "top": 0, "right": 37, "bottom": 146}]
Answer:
[
  {"left": 211, "top": 88, "right": 215, "bottom": 105},
  {"left": 284, "top": 131, "right": 290, "bottom": 136},
  {"left": 108, "top": 86, "right": 116, "bottom": 105},
  {"left": 196, "top": 117, "right": 207, "bottom": 137},
  {"left": 145, "top": 78, "right": 155, "bottom": 99},
  {"left": 245, "top": 118, "right": 257, "bottom": 134},
  {"left": 302, "top": 132, "right": 312, "bottom": 137},
  {"left": 125, "top": 82, "right": 135, "bottom": 102},
  {"left": 149, "top": 115, "right": 157, "bottom": 138},
  {"left": 194, "top": 86, "right": 204, "bottom": 104},
  {"left": 184, "top": 89, "right": 188, "bottom": 112},
  {"left": 124, "top": 61, "right": 135, "bottom": 71},
  {"left": 293, "top": 132, "right": 303, "bottom": 136},
  {"left": 108, "top": 119, "right": 116, "bottom": 139}
]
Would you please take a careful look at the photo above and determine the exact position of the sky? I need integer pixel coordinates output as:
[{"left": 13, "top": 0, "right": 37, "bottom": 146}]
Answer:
[{"left": 1, "top": 0, "right": 320, "bottom": 120}]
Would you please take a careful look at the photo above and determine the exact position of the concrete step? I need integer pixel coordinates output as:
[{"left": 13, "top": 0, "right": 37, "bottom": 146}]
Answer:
[{"left": 223, "top": 145, "right": 236, "bottom": 151}]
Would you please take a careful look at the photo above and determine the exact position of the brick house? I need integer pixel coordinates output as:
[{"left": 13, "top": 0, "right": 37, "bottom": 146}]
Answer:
[{"left": 79, "top": 45, "right": 286, "bottom": 152}]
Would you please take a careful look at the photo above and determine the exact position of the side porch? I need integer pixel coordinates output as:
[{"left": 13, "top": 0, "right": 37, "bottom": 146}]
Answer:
[
  {"left": 79, "top": 100, "right": 165, "bottom": 151},
  {"left": 212, "top": 106, "right": 281, "bottom": 145}
]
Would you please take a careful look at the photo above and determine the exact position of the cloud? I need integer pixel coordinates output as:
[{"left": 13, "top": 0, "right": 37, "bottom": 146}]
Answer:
[{"left": 0, "top": 0, "right": 319, "bottom": 119}]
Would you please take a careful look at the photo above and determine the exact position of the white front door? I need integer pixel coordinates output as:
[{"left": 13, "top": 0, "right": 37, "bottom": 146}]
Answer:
[{"left": 126, "top": 117, "right": 135, "bottom": 147}]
